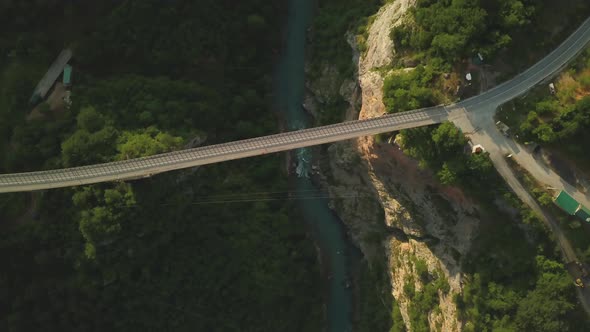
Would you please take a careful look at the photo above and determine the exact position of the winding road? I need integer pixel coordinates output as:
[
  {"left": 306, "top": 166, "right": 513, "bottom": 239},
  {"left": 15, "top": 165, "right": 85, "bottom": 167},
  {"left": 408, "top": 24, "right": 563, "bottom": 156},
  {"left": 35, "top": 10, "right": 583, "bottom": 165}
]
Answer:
[
  {"left": 1, "top": 17, "right": 590, "bottom": 194},
  {"left": 449, "top": 18, "right": 590, "bottom": 314}
]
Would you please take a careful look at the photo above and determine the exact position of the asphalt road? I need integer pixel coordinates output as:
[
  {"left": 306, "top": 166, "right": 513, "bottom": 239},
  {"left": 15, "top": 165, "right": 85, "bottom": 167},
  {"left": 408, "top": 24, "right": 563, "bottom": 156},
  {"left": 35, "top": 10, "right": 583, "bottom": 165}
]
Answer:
[
  {"left": 450, "top": 17, "right": 590, "bottom": 313},
  {"left": 1, "top": 17, "right": 590, "bottom": 193}
]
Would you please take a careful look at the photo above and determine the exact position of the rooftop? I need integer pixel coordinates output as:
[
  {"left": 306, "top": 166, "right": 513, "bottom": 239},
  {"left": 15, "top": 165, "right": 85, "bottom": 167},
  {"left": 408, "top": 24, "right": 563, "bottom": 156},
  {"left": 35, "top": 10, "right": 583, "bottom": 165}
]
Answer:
[
  {"left": 554, "top": 190, "right": 580, "bottom": 215},
  {"left": 63, "top": 64, "right": 72, "bottom": 85}
]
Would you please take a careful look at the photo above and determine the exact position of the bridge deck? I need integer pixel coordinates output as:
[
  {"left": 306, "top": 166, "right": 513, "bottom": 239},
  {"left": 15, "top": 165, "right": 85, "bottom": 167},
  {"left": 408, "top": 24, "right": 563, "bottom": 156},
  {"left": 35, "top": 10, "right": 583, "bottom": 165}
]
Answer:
[{"left": 0, "top": 107, "right": 448, "bottom": 193}]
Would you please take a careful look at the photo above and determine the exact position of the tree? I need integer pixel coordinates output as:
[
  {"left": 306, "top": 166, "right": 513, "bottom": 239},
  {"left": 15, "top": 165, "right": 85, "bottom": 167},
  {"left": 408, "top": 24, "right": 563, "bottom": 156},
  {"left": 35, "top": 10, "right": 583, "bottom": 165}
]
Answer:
[
  {"left": 431, "top": 121, "right": 467, "bottom": 157},
  {"left": 116, "top": 128, "right": 183, "bottom": 160},
  {"left": 61, "top": 126, "right": 118, "bottom": 166},
  {"left": 438, "top": 162, "right": 458, "bottom": 185},
  {"left": 383, "top": 66, "right": 437, "bottom": 113},
  {"left": 432, "top": 33, "right": 465, "bottom": 60},
  {"left": 76, "top": 106, "right": 105, "bottom": 132},
  {"left": 75, "top": 184, "right": 136, "bottom": 259},
  {"left": 393, "top": 0, "right": 533, "bottom": 64},
  {"left": 515, "top": 256, "right": 575, "bottom": 332},
  {"left": 533, "top": 123, "right": 557, "bottom": 143}
]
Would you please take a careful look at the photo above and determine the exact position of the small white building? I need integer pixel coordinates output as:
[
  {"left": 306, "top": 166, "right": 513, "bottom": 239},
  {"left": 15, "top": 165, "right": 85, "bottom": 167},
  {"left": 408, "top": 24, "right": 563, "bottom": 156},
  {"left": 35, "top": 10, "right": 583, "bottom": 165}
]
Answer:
[{"left": 471, "top": 144, "right": 485, "bottom": 154}]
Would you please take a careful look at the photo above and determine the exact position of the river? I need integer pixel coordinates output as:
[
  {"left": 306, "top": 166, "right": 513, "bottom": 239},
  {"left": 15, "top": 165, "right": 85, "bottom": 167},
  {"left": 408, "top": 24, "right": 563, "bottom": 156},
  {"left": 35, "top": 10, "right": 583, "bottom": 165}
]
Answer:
[{"left": 276, "top": 1, "right": 359, "bottom": 331}]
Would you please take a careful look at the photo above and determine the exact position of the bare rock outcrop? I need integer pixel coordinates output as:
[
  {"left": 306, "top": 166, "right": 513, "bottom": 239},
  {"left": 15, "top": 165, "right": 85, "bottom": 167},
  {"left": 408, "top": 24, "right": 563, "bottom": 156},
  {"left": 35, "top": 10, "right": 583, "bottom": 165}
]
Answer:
[
  {"left": 315, "top": 1, "right": 485, "bottom": 331},
  {"left": 307, "top": 1, "right": 487, "bottom": 331},
  {"left": 353, "top": 2, "right": 473, "bottom": 331}
]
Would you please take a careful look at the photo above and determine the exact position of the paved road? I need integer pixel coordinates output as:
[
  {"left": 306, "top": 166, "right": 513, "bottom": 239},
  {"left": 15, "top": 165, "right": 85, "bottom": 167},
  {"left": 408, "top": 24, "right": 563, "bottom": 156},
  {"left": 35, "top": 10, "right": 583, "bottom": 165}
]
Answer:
[
  {"left": 1, "top": 17, "right": 590, "bottom": 193},
  {"left": 450, "top": 22, "right": 590, "bottom": 314},
  {"left": 453, "top": 110, "right": 579, "bottom": 261},
  {"left": 454, "top": 94, "right": 590, "bottom": 318}
]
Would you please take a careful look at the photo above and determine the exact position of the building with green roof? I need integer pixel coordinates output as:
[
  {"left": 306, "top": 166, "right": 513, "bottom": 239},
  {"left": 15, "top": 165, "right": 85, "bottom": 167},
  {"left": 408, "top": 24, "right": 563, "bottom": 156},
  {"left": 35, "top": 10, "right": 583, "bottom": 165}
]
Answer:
[
  {"left": 29, "top": 49, "right": 72, "bottom": 104},
  {"left": 554, "top": 190, "right": 580, "bottom": 215},
  {"left": 63, "top": 64, "right": 72, "bottom": 86},
  {"left": 554, "top": 190, "right": 590, "bottom": 223}
]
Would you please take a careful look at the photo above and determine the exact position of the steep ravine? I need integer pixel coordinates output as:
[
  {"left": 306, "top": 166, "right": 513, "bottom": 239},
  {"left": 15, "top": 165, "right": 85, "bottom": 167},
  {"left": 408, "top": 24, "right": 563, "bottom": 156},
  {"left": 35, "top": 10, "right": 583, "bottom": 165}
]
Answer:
[{"left": 307, "top": 1, "right": 482, "bottom": 331}]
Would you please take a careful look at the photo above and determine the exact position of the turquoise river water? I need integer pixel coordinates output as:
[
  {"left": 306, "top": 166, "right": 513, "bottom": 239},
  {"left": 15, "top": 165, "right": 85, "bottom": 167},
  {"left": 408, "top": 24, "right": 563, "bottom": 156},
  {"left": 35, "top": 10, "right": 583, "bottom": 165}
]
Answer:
[{"left": 276, "top": 1, "right": 360, "bottom": 331}]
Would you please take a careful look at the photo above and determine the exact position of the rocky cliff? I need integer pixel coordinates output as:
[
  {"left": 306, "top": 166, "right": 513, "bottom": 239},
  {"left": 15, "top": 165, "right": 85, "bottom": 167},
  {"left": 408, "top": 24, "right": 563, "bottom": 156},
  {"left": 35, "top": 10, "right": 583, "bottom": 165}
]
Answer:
[{"left": 308, "top": 1, "right": 483, "bottom": 331}]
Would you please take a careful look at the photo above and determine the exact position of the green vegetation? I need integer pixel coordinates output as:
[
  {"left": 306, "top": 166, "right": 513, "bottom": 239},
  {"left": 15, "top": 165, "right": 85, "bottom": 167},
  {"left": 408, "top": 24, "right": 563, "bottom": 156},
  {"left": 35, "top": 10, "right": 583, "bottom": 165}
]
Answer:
[
  {"left": 0, "top": 1, "right": 324, "bottom": 331},
  {"left": 384, "top": 0, "right": 590, "bottom": 115},
  {"left": 397, "top": 118, "right": 587, "bottom": 329},
  {"left": 379, "top": 65, "right": 586, "bottom": 332},
  {"left": 383, "top": 65, "right": 440, "bottom": 113},
  {"left": 391, "top": 0, "right": 590, "bottom": 71},
  {"left": 391, "top": 0, "right": 535, "bottom": 64},
  {"left": 404, "top": 260, "right": 450, "bottom": 332},
  {"left": 376, "top": 1, "right": 590, "bottom": 330},
  {"left": 357, "top": 256, "right": 405, "bottom": 332},
  {"left": 398, "top": 125, "right": 589, "bottom": 330},
  {"left": 308, "top": 0, "right": 386, "bottom": 125},
  {"left": 509, "top": 159, "right": 590, "bottom": 268},
  {"left": 499, "top": 47, "right": 590, "bottom": 168},
  {"left": 450, "top": 157, "right": 588, "bottom": 331},
  {"left": 310, "top": 0, "right": 384, "bottom": 76},
  {"left": 309, "top": 0, "right": 590, "bottom": 330},
  {"left": 400, "top": 122, "right": 494, "bottom": 190},
  {"left": 383, "top": 0, "right": 538, "bottom": 112},
  {"left": 460, "top": 253, "right": 584, "bottom": 331},
  {"left": 498, "top": 45, "right": 590, "bottom": 269}
]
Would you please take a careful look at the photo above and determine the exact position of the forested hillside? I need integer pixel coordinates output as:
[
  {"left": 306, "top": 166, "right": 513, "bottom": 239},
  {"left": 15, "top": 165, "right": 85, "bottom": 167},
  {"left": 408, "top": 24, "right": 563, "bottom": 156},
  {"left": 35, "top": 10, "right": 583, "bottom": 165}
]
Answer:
[
  {"left": 0, "top": 1, "right": 324, "bottom": 331},
  {"left": 383, "top": 1, "right": 590, "bottom": 330}
]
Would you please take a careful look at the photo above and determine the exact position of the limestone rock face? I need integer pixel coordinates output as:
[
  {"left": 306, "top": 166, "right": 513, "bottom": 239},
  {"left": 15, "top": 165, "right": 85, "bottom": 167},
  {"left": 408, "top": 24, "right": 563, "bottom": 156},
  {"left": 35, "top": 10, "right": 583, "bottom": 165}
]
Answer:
[{"left": 309, "top": 1, "right": 484, "bottom": 331}]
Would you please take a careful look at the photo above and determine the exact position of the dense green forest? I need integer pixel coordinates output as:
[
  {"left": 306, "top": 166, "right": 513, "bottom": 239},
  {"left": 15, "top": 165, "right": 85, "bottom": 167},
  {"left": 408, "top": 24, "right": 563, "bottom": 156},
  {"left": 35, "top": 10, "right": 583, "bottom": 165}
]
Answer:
[
  {"left": 391, "top": 0, "right": 537, "bottom": 64},
  {"left": 0, "top": 1, "right": 325, "bottom": 331}
]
